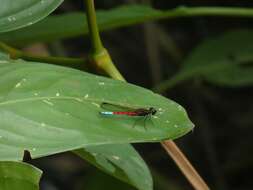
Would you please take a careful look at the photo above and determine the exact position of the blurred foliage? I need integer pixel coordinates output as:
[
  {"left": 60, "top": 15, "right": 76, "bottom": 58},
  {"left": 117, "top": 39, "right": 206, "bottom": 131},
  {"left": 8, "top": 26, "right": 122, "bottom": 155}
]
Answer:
[
  {"left": 0, "top": 161, "right": 42, "bottom": 190},
  {"left": 154, "top": 29, "right": 253, "bottom": 92}
]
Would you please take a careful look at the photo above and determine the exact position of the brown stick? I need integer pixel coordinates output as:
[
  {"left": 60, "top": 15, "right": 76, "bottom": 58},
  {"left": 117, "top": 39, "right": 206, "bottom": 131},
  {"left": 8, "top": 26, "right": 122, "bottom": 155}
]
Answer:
[{"left": 161, "top": 140, "right": 210, "bottom": 190}]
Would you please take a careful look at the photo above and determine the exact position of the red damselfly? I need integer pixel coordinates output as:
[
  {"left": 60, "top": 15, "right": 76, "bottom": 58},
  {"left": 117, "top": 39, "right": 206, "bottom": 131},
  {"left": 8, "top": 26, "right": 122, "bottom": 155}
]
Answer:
[{"left": 100, "top": 102, "right": 157, "bottom": 129}]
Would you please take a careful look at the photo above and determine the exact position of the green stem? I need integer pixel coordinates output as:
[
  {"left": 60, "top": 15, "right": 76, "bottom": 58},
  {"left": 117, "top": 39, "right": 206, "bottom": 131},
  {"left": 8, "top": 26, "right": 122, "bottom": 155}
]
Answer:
[
  {"left": 84, "top": 0, "right": 124, "bottom": 81},
  {"left": 0, "top": 42, "right": 86, "bottom": 65},
  {"left": 170, "top": 6, "right": 253, "bottom": 18},
  {"left": 84, "top": 0, "right": 104, "bottom": 54},
  {"left": 91, "top": 48, "right": 125, "bottom": 81}
]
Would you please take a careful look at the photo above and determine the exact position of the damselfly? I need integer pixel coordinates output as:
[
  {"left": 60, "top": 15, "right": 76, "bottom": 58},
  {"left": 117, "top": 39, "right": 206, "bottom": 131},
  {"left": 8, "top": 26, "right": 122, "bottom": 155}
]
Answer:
[{"left": 99, "top": 102, "right": 157, "bottom": 129}]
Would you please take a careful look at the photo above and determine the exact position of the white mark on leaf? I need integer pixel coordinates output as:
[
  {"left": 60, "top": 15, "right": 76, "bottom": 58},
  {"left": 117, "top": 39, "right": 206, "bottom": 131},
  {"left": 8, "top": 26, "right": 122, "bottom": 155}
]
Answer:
[
  {"left": 92, "top": 102, "right": 100, "bottom": 107},
  {"left": 41, "top": 123, "right": 46, "bottom": 127},
  {"left": 177, "top": 105, "right": 184, "bottom": 111},
  {"left": 56, "top": 92, "right": 60, "bottom": 97},
  {"left": 15, "top": 78, "right": 26, "bottom": 88},
  {"left": 158, "top": 111, "right": 163, "bottom": 115},
  {"left": 15, "top": 83, "right": 21, "bottom": 88},
  {"left": 84, "top": 94, "right": 89, "bottom": 99},
  {"left": 112, "top": 155, "right": 120, "bottom": 160},
  {"left": 75, "top": 98, "right": 83, "bottom": 102},
  {"left": 43, "top": 100, "right": 54, "bottom": 106},
  {"left": 8, "top": 16, "right": 16, "bottom": 22},
  {"left": 98, "top": 82, "right": 105, "bottom": 85}
]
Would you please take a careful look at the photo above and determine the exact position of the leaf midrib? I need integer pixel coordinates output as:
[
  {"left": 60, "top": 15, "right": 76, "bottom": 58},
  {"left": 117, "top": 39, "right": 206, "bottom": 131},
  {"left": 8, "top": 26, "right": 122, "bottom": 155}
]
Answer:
[
  {"left": 0, "top": 95, "right": 157, "bottom": 109},
  {"left": 0, "top": 96, "right": 100, "bottom": 106}
]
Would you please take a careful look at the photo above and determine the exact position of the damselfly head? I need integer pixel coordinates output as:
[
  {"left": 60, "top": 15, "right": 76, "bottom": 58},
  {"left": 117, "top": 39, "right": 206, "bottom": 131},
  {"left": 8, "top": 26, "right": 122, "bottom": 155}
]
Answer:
[{"left": 149, "top": 107, "right": 157, "bottom": 115}]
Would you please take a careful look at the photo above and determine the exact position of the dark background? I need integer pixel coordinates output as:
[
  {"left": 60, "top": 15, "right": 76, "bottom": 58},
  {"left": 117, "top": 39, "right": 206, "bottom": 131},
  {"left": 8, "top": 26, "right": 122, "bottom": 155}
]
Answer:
[{"left": 28, "top": 1, "right": 253, "bottom": 190}]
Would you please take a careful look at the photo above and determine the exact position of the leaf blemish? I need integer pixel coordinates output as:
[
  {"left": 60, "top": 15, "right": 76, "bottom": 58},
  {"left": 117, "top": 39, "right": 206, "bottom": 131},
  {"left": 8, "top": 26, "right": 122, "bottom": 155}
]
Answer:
[
  {"left": 15, "top": 82, "right": 21, "bottom": 88},
  {"left": 42, "top": 99, "right": 54, "bottom": 106},
  {"left": 177, "top": 105, "right": 183, "bottom": 111},
  {"left": 174, "top": 124, "right": 179, "bottom": 128},
  {"left": 56, "top": 92, "right": 60, "bottom": 97},
  {"left": 112, "top": 155, "right": 120, "bottom": 160},
  {"left": 41, "top": 123, "right": 46, "bottom": 127},
  {"left": 75, "top": 98, "right": 83, "bottom": 102},
  {"left": 15, "top": 78, "right": 26, "bottom": 88},
  {"left": 7, "top": 16, "right": 16, "bottom": 22},
  {"left": 84, "top": 94, "right": 89, "bottom": 99},
  {"left": 98, "top": 82, "right": 105, "bottom": 85},
  {"left": 92, "top": 102, "right": 100, "bottom": 107}
]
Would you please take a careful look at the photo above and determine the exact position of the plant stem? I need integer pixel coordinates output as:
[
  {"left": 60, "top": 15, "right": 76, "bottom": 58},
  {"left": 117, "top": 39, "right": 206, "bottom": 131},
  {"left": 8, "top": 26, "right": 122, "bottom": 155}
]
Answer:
[
  {"left": 0, "top": 42, "right": 86, "bottom": 66},
  {"left": 161, "top": 141, "right": 209, "bottom": 190},
  {"left": 84, "top": 0, "right": 124, "bottom": 81},
  {"left": 84, "top": 0, "right": 104, "bottom": 54},
  {"left": 170, "top": 6, "right": 253, "bottom": 18}
]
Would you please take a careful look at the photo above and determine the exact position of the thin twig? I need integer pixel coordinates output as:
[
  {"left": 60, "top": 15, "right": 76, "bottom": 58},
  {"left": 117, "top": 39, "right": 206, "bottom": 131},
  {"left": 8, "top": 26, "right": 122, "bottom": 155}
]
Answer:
[{"left": 161, "top": 140, "right": 210, "bottom": 190}]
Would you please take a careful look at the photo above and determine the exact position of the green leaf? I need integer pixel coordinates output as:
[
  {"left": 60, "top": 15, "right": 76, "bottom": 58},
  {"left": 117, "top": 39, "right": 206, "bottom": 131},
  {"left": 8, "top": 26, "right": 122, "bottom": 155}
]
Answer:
[
  {"left": 0, "top": 0, "right": 63, "bottom": 33},
  {"left": 183, "top": 30, "right": 253, "bottom": 86},
  {"left": 0, "top": 161, "right": 42, "bottom": 190},
  {"left": 154, "top": 30, "right": 253, "bottom": 92},
  {"left": 74, "top": 144, "right": 152, "bottom": 190},
  {"left": 0, "top": 52, "right": 193, "bottom": 161},
  {"left": 1, "top": 5, "right": 253, "bottom": 45}
]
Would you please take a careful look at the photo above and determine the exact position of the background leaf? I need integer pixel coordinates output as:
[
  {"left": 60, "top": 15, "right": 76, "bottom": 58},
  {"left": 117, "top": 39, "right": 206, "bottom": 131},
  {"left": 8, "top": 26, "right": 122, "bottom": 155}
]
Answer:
[
  {"left": 1, "top": 5, "right": 253, "bottom": 45},
  {"left": 0, "top": 0, "right": 63, "bottom": 33},
  {"left": 183, "top": 29, "right": 253, "bottom": 86},
  {"left": 74, "top": 144, "right": 153, "bottom": 190},
  {"left": 155, "top": 30, "right": 253, "bottom": 91},
  {"left": 0, "top": 52, "right": 193, "bottom": 161},
  {"left": 0, "top": 161, "right": 42, "bottom": 190}
]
